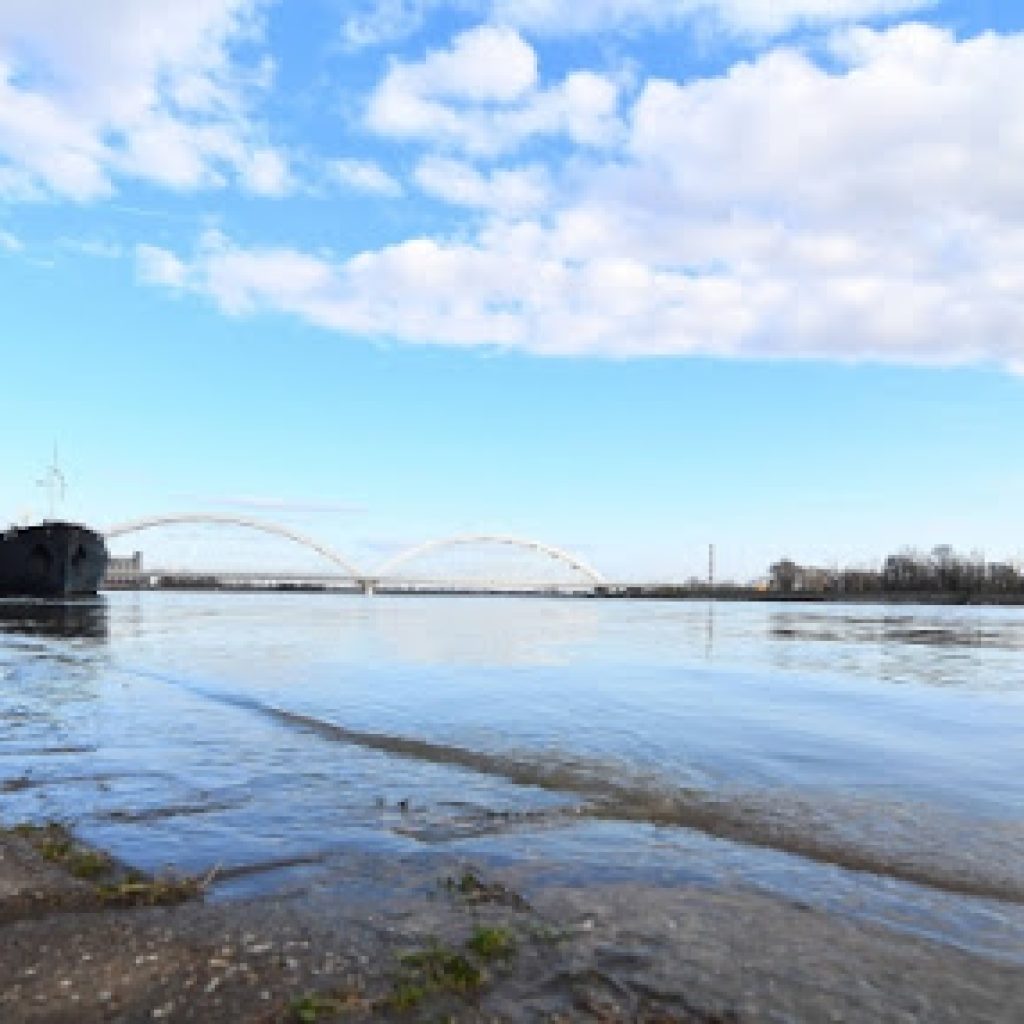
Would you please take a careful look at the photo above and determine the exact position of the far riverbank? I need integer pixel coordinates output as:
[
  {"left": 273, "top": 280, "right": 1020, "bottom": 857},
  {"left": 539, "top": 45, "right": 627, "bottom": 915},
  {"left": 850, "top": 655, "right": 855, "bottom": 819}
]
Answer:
[{"left": 101, "top": 578, "right": 1024, "bottom": 605}]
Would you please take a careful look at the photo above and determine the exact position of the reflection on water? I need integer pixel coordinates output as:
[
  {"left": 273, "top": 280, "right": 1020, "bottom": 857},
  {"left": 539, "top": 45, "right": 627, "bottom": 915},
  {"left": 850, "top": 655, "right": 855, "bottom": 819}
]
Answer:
[
  {"left": 0, "top": 597, "right": 109, "bottom": 641},
  {"left": 363, "top": 596, "right": 604, "bottom": 666},
  {"left": 1, "top": 593, "right": 1023, "bottom": 964},
  {"left": 765, "top": 604, "right": 1024, "bottom": 690},
  {"left": 0, "top": 599, "right": 109, "bottom": 718},
  {"left": 770, "top": 608, "right": 1024, "bottom": 651}
]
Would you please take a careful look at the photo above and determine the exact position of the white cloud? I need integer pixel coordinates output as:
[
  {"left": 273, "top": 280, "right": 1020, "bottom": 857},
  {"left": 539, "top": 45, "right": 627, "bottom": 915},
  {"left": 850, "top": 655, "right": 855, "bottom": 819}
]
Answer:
[
  {"left": 59, "top": 238, "right": 123, "bottom": 259},
  {"left": 332, "top": 159, "right": 404, "bottom": 197},
  {"left": 366, "top": 27, "right": 622, "bottom": 155},
  {"left": 340, "top": 0, "right": 440, "bottom": 50},
  {"left": 0, "top": 0, "right": 291, "bottom": 201},
  {"left": 136, "top": 244, "right": 189, "bottom": 288},
  {"left": 0, "top": 61, "right": 112, "bottom": 200},
  {"left": 176, "top": 230, "right": 336, "bottom": 316},
  {"left": 339, "top": 0, "right": 932, "bottom": 45},
  {"left": 198, "top": 495, "right": 368, "bottom": 515},
  {"left": 627, "top": 25, "right": 1024, "bottom": 224},
  {"left": 491, "top": 0, "right": 933, "bottom": 36},
  {"left": 239, "top": 146, "right": 294, "bottom": 197},
  {"left": 139, "top": 25, "right": 1024, "bottom": 371},
  {"left": 414, "top": 157, "right": 548, "bottom": 213},
  {"left": 0, "top": 228, "right": 23, "bottom": 252},
  {"left": 385, "top": 23, "right": 537, "bottom": 102}
]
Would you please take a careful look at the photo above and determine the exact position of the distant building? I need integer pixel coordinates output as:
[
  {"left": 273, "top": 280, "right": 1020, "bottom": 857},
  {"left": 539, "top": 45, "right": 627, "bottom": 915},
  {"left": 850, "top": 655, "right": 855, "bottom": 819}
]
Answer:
[
  {"left": 769, "top": 559, "right": 798, "bottom": 593},
  {"left": 105, "top": 551, "right": 143, "bottom": 584},
  {"left": 768, "top": 560, "right": 836, "bottom": 594}
]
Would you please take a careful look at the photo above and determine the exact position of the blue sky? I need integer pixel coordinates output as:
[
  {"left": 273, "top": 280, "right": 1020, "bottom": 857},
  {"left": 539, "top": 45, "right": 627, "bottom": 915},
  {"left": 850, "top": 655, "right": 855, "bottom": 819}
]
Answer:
[{"left": 1, "top": 0, "right": 1022, "bottom": 582}]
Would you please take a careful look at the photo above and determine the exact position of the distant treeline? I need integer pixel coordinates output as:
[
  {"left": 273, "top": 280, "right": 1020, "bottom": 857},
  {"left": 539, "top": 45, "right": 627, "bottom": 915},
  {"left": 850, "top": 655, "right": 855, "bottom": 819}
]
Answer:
[{"left": 768, "top": 546, "right": 1024, "bottom": 597}]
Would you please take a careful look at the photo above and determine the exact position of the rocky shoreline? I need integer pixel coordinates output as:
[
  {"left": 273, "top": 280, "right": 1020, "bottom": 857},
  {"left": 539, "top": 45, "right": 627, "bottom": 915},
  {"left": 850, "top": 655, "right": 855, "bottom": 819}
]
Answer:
[{"left": 2, "top": 824, "right": 1023, "bottom": 1023}]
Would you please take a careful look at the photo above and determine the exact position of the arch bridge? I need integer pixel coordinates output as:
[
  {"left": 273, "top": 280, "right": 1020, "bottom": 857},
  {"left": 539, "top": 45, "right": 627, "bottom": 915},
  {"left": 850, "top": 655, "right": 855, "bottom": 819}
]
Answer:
[
  {"left": 104, "top": 514, "right": 363, "bottom": 578},
  {"left": 374, "top": 533, "right": 606, "bottom": 587},
  {"left": 102, "top": 516, "right": 606, "bottom": 594}
]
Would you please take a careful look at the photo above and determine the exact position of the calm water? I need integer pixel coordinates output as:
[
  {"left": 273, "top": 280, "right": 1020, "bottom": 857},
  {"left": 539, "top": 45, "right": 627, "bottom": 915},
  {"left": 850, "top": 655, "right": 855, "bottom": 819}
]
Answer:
[{"left": 2, "top": 593, "right": 1023, "bottom": 961}]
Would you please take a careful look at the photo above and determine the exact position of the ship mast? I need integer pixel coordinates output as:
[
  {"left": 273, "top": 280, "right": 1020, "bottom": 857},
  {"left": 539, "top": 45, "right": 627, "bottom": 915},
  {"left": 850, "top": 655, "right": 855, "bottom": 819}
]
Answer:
[{"left": 36, "top": 444, "right": 67, "bottom": 520}]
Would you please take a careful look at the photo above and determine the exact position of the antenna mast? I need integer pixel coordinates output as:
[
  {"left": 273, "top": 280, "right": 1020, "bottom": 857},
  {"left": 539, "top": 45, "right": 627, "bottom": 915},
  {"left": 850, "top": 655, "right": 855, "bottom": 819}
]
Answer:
[{"left": 36, "top": 444, "right": 67, "bottom": 520}]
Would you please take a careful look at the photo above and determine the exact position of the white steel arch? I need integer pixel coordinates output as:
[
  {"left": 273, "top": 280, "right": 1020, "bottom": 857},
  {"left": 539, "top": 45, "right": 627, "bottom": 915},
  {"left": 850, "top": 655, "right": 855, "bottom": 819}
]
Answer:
[
  {"left": 375, "top": 534, "right": 607, "bottom": 585},
  {"left": 104, "top": 514, "right": 363, "bottom": 578}
]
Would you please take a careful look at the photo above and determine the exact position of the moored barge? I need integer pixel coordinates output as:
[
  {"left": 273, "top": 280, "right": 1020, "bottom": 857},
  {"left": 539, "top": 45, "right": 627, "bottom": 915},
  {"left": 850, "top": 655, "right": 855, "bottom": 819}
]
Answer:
[{"left": 0, "top": 521, "right": 108, "bottom": 597}]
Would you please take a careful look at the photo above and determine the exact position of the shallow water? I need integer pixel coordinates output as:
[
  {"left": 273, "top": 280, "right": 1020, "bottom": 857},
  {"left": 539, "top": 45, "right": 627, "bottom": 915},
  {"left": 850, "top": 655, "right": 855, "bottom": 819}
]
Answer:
[{"left": 2, "top": 593, "right": 1023, "bottom": 963}]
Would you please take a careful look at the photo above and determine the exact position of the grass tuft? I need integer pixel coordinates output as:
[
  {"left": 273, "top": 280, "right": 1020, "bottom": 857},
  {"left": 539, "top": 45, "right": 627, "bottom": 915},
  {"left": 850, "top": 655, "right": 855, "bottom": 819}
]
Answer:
[
  {"left": 95, "top": 874, "right": 206, "bottom": 908},
  {"left": 7, "top": 822, "right": 212, "bottom": 907},
  {"left": 443, "top": 869, "right": 528, "bottom": 909},
  {"left": 399, "top": 945, "right": 482, "bottom": 993},
  {"left": 288, "top": 990, "right": 367, "bottom": 1022},
  {"left": 11, "top": 823, "right": 112, "bottom": 878},
  {"left": 388, "top": 981, "right": 428, "bottom": 1010},
  {"left": 386, "top": 939, "right": 486, "bottom": 1011},
  {"left": 467, "top": 925, "right": 516, "bottom": 961}
]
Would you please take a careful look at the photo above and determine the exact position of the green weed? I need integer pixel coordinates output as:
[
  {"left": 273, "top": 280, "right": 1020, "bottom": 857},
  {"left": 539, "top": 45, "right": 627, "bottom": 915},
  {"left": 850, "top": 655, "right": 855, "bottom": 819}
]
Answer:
[
  {"left": 466, "top": 926, "right": 516, "bottom": 961},
  {"left": 288, "top": 990, "right": 366, "bottom": 1022},
  {"left": 399, "top": 945, "right": 482, "bottom": 993}
]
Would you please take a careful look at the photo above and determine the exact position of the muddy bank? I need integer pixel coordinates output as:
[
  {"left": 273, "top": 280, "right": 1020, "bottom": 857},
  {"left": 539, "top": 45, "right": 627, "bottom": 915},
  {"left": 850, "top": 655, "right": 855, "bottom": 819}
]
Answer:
[{"left": 2, "top": 827, "right": 1023, "bottom": 1023}]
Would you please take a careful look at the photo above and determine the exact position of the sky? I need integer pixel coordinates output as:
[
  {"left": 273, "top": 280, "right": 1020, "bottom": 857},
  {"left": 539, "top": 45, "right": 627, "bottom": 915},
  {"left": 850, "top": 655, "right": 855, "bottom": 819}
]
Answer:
[{"left": 1, "top": 0, "right": 1023, "bottom": 583}]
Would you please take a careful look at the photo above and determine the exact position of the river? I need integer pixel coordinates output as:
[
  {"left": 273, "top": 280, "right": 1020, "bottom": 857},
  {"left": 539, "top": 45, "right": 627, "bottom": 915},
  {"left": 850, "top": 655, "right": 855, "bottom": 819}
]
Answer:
[{"left": 2, "top": 592, "right": 1023, "bottom": 970}]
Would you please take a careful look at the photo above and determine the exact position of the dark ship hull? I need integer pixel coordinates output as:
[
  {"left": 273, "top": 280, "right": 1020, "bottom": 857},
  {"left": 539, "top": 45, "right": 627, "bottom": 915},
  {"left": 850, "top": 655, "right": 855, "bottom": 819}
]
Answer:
[{"left": 0, "top": 521, "right": 108, "bottom": 597}]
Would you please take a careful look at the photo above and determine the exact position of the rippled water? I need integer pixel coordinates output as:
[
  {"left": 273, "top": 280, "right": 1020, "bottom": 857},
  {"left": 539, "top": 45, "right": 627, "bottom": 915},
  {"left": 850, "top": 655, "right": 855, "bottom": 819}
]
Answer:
[{"left": 2, "top": 593, "right": 1023, "bottom": 962}]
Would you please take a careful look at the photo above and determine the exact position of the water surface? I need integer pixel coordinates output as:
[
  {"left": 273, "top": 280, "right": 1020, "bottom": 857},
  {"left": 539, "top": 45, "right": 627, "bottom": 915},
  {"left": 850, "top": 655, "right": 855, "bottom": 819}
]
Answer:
[{"left": 2, "top": 593, "right": 1022, "bottom": 962}]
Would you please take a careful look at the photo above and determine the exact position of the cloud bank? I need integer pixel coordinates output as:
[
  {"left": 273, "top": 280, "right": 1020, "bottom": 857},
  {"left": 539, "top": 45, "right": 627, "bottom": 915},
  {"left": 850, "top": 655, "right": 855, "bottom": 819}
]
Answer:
[
  {"left": 491, "top": 0, "right": 934, "bottom": 36},
  {"left": 138, "top": 23, "right": 1024, "bottom": 370},
  {"left": 339, "top": 0, "right": 933, "bottom": 47},
  {"left": 366, "top": 25, "right": 623, "bottom": 156},
  {"left": 0, "top": 0, "right": 289, "bottom": 201}
]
